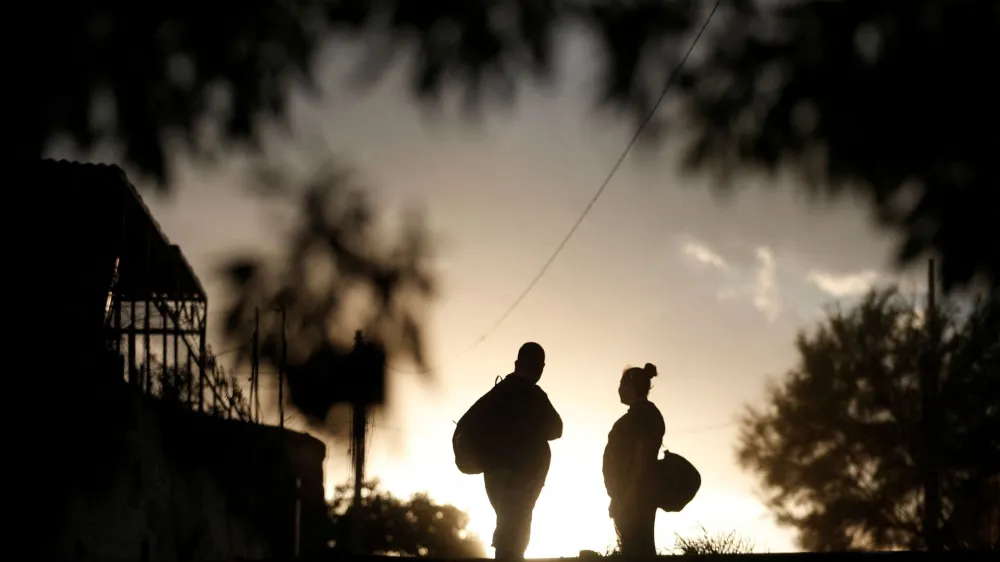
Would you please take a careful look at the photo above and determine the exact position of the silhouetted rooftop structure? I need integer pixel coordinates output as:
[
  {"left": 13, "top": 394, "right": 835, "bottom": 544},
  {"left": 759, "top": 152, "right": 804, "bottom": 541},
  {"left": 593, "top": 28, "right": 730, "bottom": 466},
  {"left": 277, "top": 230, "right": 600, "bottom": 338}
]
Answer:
[
  {"left": 36, "top": 159, "right": 205, "bottom": 300},
  {"left": 33, "top": 159, "right": 210, "bottom": 409}
]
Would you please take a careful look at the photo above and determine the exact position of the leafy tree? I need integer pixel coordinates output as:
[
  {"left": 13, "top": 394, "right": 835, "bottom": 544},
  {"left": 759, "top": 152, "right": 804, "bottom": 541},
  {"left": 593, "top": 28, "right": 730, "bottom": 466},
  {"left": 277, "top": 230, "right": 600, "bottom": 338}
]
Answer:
[
  {"left": 18, "top": 0, "right": 696, "bottom": 185},
  {"left": 327, "top": 480, "right": 485, "bottom": 558},
  {"left": 737, "top": 287, "right": 999, "bottom": 551},
  {"left": 19, "top": 2, "right": 1000, "bottom": 289},
  {"left": 220, "top": 164, "right": 436, "bottom": 427},
  {"left": 673, "top": 0, "right": 1000, "bottom": 291}
]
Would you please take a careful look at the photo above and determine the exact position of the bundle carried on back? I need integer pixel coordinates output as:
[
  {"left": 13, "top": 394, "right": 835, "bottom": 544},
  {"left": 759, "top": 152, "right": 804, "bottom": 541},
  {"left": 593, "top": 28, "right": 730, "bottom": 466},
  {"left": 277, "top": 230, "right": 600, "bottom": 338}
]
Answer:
[
  {"left": 452, "top": 376, "right": 505, "bottom": 475},
  {"left": 653, "top": 450, "right": 701, "bottom": 512}
]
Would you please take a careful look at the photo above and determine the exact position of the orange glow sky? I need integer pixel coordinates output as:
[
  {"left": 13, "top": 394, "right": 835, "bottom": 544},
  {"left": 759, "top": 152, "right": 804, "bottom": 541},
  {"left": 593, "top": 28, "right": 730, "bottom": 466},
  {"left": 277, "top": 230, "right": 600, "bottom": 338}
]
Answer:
[{"left": 70, "top": 37, "right": 928, "bottom": 557}]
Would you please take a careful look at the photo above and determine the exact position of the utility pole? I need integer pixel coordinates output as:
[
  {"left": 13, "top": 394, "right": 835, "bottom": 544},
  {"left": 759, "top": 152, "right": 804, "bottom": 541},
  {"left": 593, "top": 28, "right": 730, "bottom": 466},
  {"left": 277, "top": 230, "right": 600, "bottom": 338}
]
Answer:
[
  {"left": 294, "top": 477, "right": 302, "bottom": 558},
  {"left": 279, "top": 306, "right": 287, "bottom": 429},
  {"left": 252, "top": 307, "right": 260, "bottom": 423},
  {"left": 350, "top": 330, "right": 367, "bottom": 555},
  {"left": 921, "top": 258, "right": 942, "bottom": 551}
]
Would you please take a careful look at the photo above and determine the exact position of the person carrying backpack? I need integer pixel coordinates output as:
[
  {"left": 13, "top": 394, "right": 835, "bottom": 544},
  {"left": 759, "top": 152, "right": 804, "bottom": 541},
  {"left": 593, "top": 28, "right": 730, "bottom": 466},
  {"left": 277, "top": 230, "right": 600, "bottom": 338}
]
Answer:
[{"left": 453, "top": 342, "right": 562, "bottom": 560}]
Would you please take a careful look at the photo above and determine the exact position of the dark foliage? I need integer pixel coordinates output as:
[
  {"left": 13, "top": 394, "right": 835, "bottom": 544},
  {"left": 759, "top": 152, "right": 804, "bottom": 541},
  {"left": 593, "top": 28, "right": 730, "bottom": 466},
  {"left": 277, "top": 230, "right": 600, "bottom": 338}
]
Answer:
[
  {"left": 328, "top": 480, "right": 485, "bottom": 558},
  {"left": 220, "top": 164, "right": 436, "bottom": 429},
  {"left": 674, "top": 0, "right": 1000, "bottom": 291},
  {"left": 17, "top": 0, "right": 696, "bottom": 185},
  {"left": 144, "top": 345, "right": 253, "bottom": 422},
  {"left": 737, "top": 287, "right": 999, "bottom": 550},
  {"left": 20, "top": 2, "right": 999, "bottom": 286},
  {"left": 16, "top": 2, "right": 327, "bottom": 183}
]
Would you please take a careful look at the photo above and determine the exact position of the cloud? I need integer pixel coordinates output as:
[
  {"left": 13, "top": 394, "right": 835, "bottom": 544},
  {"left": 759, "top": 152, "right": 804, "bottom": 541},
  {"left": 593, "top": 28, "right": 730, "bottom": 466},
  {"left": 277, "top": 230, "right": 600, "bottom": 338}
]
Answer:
[
  {"left": 806, "top": 268, "right": 883, "bottom": 297},
  {"left": 752, "top": 246, "right": 782, "bottom": 323},
  {"left": 676, "top": 236, "right": 784, "bottom": 323},
  {"left": 712, "top": 245, "right": 783, "bottom": 324},
  {"left": 681, "top": 239, "right": 728, "bottom": 270}
]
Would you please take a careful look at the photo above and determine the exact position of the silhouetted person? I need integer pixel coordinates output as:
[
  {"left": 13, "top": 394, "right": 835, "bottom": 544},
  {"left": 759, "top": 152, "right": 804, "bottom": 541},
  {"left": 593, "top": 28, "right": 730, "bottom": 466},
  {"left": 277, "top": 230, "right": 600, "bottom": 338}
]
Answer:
[
  {"left": 603, "top": 363, "right": 665, "bottom": 557},
  {"left": 483, "top": 342, "right": 563, "bottom": 561}
]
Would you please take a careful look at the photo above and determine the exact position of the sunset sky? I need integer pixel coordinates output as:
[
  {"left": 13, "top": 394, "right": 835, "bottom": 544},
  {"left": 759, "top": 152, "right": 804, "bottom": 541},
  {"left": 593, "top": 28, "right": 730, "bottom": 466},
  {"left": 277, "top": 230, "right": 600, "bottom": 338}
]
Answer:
[{"left": 68, "top": 35, "right": 928, "bottom": 557}]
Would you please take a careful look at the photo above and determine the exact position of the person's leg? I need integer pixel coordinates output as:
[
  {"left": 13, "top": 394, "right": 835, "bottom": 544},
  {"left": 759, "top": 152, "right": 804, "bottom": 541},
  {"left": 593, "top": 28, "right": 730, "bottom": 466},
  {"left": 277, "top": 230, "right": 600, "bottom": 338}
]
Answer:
[
  {"left": 614, "top": 505, "right": 657, "bottom": 558},
  {"left": 485, "top": 471, "right": 508, "bottom": 557},
  {"left": 486, "top": 470, "right": 523, "bottom": 560},
  {"left": 512, "top": 458, "right": 550, "bottom": 559},
  {"left": 504, "top": 498, "right": 535, "bottom": 560},
  {"left": 634, "top": 504, "right": 658, "bottom": 557},
  {"left": 494, "top": 463, "right": 547, "bottom": 560},
  {"left": 612, "top": 515, "right": 625, "bottom": 554},
  {"left": 613, "top": 514, "right": 635, "bottom": 556}
]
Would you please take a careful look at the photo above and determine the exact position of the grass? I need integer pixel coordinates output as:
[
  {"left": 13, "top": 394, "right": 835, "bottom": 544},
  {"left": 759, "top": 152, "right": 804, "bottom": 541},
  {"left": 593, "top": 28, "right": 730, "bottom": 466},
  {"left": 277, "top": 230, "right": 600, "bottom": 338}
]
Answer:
[{"left": 580, "top": 526, "right": 757, "bottom": 557}]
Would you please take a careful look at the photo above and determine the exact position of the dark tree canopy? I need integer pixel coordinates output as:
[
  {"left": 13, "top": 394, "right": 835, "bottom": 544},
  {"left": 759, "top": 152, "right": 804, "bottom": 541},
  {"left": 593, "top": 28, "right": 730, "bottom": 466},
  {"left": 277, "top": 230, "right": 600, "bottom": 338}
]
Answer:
[
  {"left": 221, "top": 164, "right": 436, "bottom": 427},
  {"left": 17, "top": 0, "right": 695, "bottom": 185},
  {"left": 20, "top": 1, "right": 999, "bottom": 289},
  {"left": 674, "top": 0, "right": 1000, "bottom": 291},
  {"left": 737, "top": 287, "right": 999, "bottom": 551},
  {"left": 328, "top": 480, "right": 485, "bottom": 558},
  {"left": 17, "top": 2, "right": 326, "bottom": 182}
]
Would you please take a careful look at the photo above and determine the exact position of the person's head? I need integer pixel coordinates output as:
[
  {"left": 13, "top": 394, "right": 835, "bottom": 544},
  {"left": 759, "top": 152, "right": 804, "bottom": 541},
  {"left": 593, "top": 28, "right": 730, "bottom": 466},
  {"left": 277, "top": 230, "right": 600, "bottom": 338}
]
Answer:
[
  {"left": 618, "top": 363, "right": 657, "bottom": 405},
  {"left": 513, "top": 342, "right": 546, "bottom": 383}
]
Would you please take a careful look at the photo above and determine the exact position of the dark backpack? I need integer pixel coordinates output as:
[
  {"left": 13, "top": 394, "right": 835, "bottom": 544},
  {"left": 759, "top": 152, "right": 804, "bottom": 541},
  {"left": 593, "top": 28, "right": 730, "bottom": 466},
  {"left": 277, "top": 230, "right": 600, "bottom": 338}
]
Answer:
[
  {"left": 453, "top": 376, "right": 505, "bottom": 475},
  {"left": 653, "top": 450, "right": 702, "bottom": 512}
]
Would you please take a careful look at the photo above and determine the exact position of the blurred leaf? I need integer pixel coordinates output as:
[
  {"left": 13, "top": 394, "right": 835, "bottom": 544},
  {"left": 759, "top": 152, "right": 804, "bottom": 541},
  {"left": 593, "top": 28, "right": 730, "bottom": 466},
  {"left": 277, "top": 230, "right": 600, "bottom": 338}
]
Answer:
[
  {"left": 220, "top": 161, "right": 436, "bottom": 433},
  {"left": 22, "top": 1, "right": 1000, "bottom": 289},
  {"left": 674, "top": 0, "right": 1000, "bottom": 291},
  {"left": 19, "top": 1, "right": 699, "bottom": 187},
  {"left": 225, "top": 259, "right": 259, "bottom": 286}
]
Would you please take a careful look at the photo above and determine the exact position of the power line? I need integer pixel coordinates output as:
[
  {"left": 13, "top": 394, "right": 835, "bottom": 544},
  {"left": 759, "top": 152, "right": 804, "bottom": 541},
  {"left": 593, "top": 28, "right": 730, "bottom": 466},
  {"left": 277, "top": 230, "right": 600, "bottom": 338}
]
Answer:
[
  {"left": 667, "top": 420, "right": 738, "bottom": 437},
  {"left": 349, "top": 418, "right": 737, "bottom": 440},
  {"left": 389, "top": 0, "right": 724, "bottom": 376}
]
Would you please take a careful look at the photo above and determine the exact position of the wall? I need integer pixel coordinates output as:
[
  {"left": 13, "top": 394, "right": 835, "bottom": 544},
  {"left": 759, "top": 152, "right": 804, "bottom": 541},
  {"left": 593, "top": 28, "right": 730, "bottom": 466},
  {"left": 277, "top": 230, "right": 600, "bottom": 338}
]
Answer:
[{"left": 46, "top": 383, "right": 327, "bottom": 562}]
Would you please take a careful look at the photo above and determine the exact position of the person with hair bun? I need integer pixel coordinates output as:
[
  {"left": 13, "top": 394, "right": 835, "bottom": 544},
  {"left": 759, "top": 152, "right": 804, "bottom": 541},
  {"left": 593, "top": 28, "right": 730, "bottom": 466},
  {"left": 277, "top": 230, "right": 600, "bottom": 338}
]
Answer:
[{"left": 602, "top": 362, "right": 666, "bottom": 556}]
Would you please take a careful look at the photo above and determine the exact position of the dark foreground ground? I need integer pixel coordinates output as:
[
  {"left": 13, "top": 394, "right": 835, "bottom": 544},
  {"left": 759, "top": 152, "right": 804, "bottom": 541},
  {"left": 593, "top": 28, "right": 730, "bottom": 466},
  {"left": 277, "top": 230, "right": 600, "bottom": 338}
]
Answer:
[{"left": 232, "top": 551, "right": 995, "bottom": 562}]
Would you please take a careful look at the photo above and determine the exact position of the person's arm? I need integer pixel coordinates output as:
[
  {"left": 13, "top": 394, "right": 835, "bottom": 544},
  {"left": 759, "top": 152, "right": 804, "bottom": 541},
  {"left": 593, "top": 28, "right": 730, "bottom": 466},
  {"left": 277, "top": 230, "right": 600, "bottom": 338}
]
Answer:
[
  {"left": 621, "top": 436, "right": 660, "bottom": 503},
  {"left": 622, "top": 411, "right": 665, "bottom": 502},
  {"left": 536, "top": 389, "right": 563, "bottom": 441}
]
